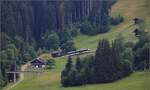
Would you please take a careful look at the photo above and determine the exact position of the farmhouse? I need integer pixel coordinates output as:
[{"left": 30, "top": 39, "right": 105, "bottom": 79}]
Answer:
[{"left": 30, "top": 58, "right": 46, "bottom": 68}]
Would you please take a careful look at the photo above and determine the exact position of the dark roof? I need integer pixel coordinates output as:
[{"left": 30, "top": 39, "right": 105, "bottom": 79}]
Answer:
[
  {"left": 30, "top": 58, "right": 45, "bottom": 64},
  {"left": 133, "top": 17, "right": 139, "bottom": 20},
  {"left": 133, "top": 28, "right": 139, "bottom": 32}
]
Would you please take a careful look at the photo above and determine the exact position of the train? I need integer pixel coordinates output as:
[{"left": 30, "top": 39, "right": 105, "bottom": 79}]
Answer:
[{"left": 51, "top": 48, "right": 91, "bottom": 58}]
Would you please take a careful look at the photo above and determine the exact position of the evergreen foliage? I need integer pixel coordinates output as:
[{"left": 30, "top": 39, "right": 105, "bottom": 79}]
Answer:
[
  {"left": 80, "top": 20, "right": 97, "bottom": 35},
  {"left": 133, "top": 33, "right": 150, "bottom": 70},
  {"left": 0, "top": 69, "right": 6, "bottom": 88},
  {"left": 110, "top": 14, "right": 124, "bottom": 25},
  {"left": 42, "top": 31, "right": 60, "bottom": 50},
  {"left": 61, "top": 38, "right": 134, "bottom": 87}
]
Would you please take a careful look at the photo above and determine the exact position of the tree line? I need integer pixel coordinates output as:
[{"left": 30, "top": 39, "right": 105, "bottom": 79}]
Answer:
[{"left": 61, "top": 33, "right": 150, "bottom": 87}]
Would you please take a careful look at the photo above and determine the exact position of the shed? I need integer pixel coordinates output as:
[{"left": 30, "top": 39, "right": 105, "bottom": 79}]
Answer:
[
  {"left": 133, "top": 28, "right": 143, "bottom": 37},
  {"left": 133, "top": 17, "right": 144, "bottom": 24}
]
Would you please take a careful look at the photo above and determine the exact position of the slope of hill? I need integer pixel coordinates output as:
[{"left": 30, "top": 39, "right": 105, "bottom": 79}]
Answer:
[
  {"left": 74, "top": 0, "right": 150, "bottom": 50},
  {"left": 7, "top": 0, "right": 150, "bottom": 90},
  {"left": 9, "top": 57, "right": 150, "bottom": 90}
]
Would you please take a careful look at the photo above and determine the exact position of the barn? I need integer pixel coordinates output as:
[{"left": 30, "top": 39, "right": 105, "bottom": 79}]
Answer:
[{"left": 30, "top": 58, "right": 46, "bottom": 68}]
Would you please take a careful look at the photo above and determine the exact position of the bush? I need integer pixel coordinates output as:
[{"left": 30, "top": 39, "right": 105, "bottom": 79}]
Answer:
[
  {"left": 46, "top": 59, "right": 55, "bottom": 69},
  {"left": 122, "top": 60, "right": 133, "bottom": 76},
  {"left": 70, "top": 29, "right": 80, "bottom": 37},
  {"left": 68, "top": 24, "right": 80, "bottom": 37},
  {"left": 60, "top": 40, "right": 76, "bottom": 53},
  {"left": 42, "top": 31, "right": 60, "bottom": 50},
  {"left": 110, "top": 14, "right": 124, "bottom": 25},
  {"left": 0, "top": 70, "right": 7, "bottom": 88},
  {"left": 0, "top": 78, "right": 7, "bottom": 89}
]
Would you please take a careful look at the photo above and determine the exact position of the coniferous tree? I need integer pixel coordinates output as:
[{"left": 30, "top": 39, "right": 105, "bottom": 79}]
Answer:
[
  {"left": 61, "top": 56, "right": 74, "bottom": 87},
  {"left": 134, "top": 33, "right": 150, "bottom": 70},
  {"left": 97, "top": 0, "right": 110, "bottom": 33},
  {"left": 65, "top": 56, "right": 73, "bottom": 72},
  {"left": 75, "top": 56, "right": 82, "bottom": 71},
  {"left": 89, "top": 0, "right": 111, "bottom": 34},
  {"left": 141, "top": 43, "right": 150, "bottom": 70},
  {"left": 75, "top": 56, "right": 84, "bottom": 85},
  {"left": 94, "top": 39, "right": 112, "bottom": 83}
]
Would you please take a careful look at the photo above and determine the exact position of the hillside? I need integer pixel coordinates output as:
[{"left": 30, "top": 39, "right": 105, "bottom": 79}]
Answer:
[
  {"left": 74, "top": 0, "right": 150, "bottom": 50},
  {"left": 4, "top": 0, "right": 150, "bottom": 90},
  {"left": 5, "top": 55, "right": 150, "bottom": 90}
]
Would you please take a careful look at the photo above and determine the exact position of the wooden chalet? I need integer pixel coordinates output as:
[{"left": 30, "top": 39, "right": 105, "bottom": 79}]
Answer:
[{"left": 30, "top": 58, "right": 46, "bottom": 68}]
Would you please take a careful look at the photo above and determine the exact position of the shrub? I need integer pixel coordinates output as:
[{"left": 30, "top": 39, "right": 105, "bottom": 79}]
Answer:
[
  {"left": 69, "top": 25, "right": 80, "bottom": 37},
  {"left": 46, "top": 59, "right": 55, "bottom": 69},
  {"left": 110, "top": 14, "right": 124, "bottom": 25},
  {"left": 122, "top": 60, "right": 133, "bottom": 76},
  {"left": 80, "top": 21, "right": 98, "bottom": 35}
]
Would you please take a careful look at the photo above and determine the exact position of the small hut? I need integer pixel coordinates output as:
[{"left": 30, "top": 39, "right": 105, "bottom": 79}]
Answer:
[
  {"left": 133, "top": 17, "right": 144, "bottom": 24},
  {"left": 30, "top": 58, "right": 45, "bottom": 68},
  {"left": 133, "top": 28, "right": 143, "bottom": 37}
]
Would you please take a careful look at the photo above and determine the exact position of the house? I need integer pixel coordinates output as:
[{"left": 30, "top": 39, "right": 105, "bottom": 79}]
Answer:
[{"left": 30, "top": 58, "right": 46, "bottom": 68}]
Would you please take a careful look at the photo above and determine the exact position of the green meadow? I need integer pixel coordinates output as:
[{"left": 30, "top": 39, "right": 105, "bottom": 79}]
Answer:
[{"left": 11, "top": 56, "right": 150, "bottom": 90}]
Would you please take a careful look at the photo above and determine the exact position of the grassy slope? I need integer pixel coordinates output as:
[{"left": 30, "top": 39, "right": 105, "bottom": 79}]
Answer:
[
  {"left": 74, "top": 0, "right": 150, "bottom": 50},
  {"left": 10, "top": 0, "right": 150, "bottom": 90},
  {"left": 10, "top": 55, "right": 150, "bottom": 90}
]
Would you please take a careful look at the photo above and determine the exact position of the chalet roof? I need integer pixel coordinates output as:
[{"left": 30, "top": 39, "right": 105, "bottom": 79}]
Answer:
[{"left": 30, "top": 58, "right": 45, "bottom": 64}]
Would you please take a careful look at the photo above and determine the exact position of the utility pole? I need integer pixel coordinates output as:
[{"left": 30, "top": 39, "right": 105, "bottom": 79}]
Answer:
[
  {"left": 146, "top": 47, "right": 150, "bottom": 71},
  {"left": 13, "top": 61, "right": 17, "bottom": 83}
]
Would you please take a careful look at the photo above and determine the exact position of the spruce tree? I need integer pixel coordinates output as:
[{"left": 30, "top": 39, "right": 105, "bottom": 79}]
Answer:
[
  {"left": 75, "top": 56, "right": 82, "bottom": 71},
  {"left": 96, "top": 0, "right": 110, "bottom": 33},
  {"left": 75, "top": 56, "right": 84, "bottom": 85},
  {"left": 98, "top": 0, "right": 110, "bottom": 33},
  {"left": 65, "top": 56, "right": 73, "bottom": 72},
  {"left": 94, "top": 39, "right": 112, "bottom": 83},
  {"left": 61, "top": 56, "right": 74, "bottom": 87}
]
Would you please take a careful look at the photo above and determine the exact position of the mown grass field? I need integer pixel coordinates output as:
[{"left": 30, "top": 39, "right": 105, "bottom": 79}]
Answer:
[
  {"left": 11, "top": 56, "right": 150, "bottom": 90},
  {"left": 8, "top": 0, "right": 150, "bottom": 90}
]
